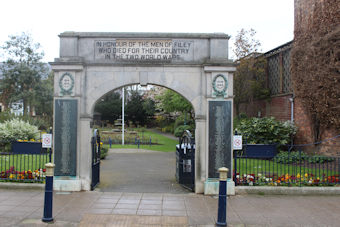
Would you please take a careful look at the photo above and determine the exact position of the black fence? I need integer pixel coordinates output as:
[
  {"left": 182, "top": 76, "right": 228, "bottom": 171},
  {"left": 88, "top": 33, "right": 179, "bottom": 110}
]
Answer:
[
  {"left": 0, "top": 141, "right": 51, "bottom": 183},
  {"left": 101, "top": 137, "right": 159, "bottom": 146},
  {"left": 176, "top": 130, "right": 195, "bottom": 191},
  {"left": 233, "top": 150, "right": 340, "bottom": 186},
  {"left": 91, "top": 135, "right": 101, "bottom": 190}
]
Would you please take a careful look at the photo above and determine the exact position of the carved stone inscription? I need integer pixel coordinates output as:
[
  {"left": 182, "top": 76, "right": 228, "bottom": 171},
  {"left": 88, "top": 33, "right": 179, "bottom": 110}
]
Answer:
[
  {"left": 54, "top": 99, "right": 78, "bottom": 176},
  {"left": 94, "top": 39, "right": 193, "bottom": 61},
  {"left": 208, "top": 101, "right": 231, "bottom": 178}
]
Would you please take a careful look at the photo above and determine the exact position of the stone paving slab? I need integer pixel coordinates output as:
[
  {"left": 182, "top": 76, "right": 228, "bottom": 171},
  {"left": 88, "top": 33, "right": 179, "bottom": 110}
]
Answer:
[
  {"left": 0, "top": 189, "right": 340, "bottom": 226},
  {"left": 99, "top": 150, "right": 189, "bottom": 193},
  {"left": 79, "top": 214, "right": 188, "bottom": 227}
]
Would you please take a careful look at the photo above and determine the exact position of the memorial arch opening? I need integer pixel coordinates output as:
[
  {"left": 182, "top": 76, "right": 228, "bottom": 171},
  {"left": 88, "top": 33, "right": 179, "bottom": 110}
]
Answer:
[
  {"left": 92, "top": 84, "right": 196, "bottom": 193},
  {"left": 51, "top": 32, "right": 236, "bottom": 194}
]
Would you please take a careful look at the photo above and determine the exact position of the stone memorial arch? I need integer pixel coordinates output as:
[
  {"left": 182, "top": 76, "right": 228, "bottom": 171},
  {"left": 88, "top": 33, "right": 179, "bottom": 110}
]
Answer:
[{"left": 51, "top": 32, "right": 236, "bottom": 194}]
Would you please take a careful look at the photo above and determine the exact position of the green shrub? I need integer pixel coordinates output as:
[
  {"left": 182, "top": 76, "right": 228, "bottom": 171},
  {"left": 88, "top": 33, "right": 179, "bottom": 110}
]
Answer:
[
  {"left": 308, "top": 156, "right": 335, "bottom": 164},
  {"left": 21, "top": 116, "right": 51, "bottom": 130},
  {"left": 236, "top": 117, "right": 296, "bottom": 146},
  {"left": 0, "top": 110, "right": 15, "bottom": 123},
  {"left": 174, "top": 125, "right": 193, "bottom": 137},
  {"left": 0, "top": 111, "right": 51, "bottom": 130},
  {"left": 0, "top": 119, "right": 39, "bottom": 143},
  {"left": 100, "top": 146, "right": 108, "bottom": 159},
  {"left": 154, "top": 115, "right": 174, "bottom": 128},
  {"left": 162, "top": 123, "right": 175, "bottom": 133},
  {"left": 274, "top": 151, "right": 335, "bottom": 164},
  {"left": 274, "top": 151, "right": 308, "bottom": 164},
  {"left": 174, "top": 114, "right": 194, "bottom": 130},
  {"left": 234, "top": 113, "right": 248, "bottom": 129}
]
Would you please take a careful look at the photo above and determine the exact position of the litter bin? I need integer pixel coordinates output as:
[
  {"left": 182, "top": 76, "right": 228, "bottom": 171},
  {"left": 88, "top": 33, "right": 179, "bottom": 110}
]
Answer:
[{"left": 176, "top": 130, "right": 195, "bottom": 191}]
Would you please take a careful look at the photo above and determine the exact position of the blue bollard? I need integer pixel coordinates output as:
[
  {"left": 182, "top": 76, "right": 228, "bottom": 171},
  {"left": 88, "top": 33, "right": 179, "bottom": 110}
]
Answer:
[
  {"left": 42, "top": 163, "right": 55, "bottom": 223},
  {"left": 216, "top": 167, "right": 228, "bottom": 227}
]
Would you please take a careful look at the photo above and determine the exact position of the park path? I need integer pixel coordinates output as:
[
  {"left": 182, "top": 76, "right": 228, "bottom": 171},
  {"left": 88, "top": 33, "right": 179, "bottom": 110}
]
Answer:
[
  {"left": 97, "top": 148, "right": 189, "bottom": 193},
  {"left": 148, "top": 128, "right": 178, "bottom": 141}
]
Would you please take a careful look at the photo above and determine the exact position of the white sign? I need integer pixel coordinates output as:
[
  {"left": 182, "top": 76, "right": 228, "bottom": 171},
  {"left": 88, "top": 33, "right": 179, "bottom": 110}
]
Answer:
[
  {"left": 233, "top": 135, "right": 243, "bottom": 150},
  {"left": 42, "top": 134, "right": 52, "bottom": 148}
]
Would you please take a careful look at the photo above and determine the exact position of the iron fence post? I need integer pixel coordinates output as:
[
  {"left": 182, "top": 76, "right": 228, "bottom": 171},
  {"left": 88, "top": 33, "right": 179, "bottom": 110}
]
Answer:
[
  {"left": 216, "top": 167, "right": 228, "bottom": 227},
  {"left": 42, "top": 163, "right": 55, "bottom": 223},
  {"left": 233, "top": 150, "right": 237, "bottom": 186},
  {"left": 299, "top": 150, "right": 302, "bottom": 187}
]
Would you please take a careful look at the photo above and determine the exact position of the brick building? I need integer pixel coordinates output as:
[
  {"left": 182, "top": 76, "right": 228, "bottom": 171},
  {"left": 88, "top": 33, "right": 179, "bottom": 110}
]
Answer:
[
  {"left": 292, "top": 0, "right": 340, "bottom": 155},
  {"left": 238, "top": 0, "right": 340, "bottom": 155},
  {"left": 238, "top": 41, "right": 293, "bottom": 122}
]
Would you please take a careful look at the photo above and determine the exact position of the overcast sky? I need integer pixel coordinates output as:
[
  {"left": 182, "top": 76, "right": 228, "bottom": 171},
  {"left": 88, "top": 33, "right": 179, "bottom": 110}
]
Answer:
[{"left": 0, "top": 0, "right": 294, "bottom": 62}]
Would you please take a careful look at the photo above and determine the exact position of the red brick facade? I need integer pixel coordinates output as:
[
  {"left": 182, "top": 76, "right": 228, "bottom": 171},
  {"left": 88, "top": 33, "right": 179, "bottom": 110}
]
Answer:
[
  {"left": 293, "top": 0, "right": 340, "bottom": 155},
  {"left": 239, "top": 95, "right": 292, "bottom": 122},
  {"left": 293, "top": 97, "right": 313, "bottom": 144},
  {"left": 237, "top": 0, "right": 340, "bottom": 155}
]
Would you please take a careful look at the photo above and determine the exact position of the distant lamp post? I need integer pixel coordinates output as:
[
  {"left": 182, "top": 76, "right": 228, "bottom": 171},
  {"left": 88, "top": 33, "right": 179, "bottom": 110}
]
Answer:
[{"left": 122, "top": 87, "right": 125, "bottom": 145}]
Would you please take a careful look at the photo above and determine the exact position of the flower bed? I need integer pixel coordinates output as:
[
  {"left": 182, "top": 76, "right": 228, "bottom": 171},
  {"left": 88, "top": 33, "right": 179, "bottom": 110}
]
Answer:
[
  {"left": 235, "top": 172, "right": 339, "bottom": 186},
  {"left": 0, "top": 166, "right": 46, "bottom": 182}
]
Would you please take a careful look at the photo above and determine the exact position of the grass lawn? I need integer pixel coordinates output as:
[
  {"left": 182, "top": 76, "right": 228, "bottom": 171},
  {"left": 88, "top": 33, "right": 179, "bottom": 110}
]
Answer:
[{"left": 103, "top": 128, "right": 178, "bottom": 152}]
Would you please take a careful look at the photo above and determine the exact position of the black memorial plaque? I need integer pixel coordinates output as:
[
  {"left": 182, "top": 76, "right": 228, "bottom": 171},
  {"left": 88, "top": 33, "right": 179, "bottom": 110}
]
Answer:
[
  {"left": 54, "top": 99, "right": 78, "bottom": 176},
  {"left": 208, "top": 101, "right": 232, "bottom": 178}
]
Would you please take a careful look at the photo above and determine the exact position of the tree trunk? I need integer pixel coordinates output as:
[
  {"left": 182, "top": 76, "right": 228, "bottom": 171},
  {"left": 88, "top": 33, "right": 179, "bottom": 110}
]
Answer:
[
  {"left": 23, "top": 99, "right": 28, "bottom": 116},
  {"left": 235, "top": 102, "right": 240, "bottom": 117}
]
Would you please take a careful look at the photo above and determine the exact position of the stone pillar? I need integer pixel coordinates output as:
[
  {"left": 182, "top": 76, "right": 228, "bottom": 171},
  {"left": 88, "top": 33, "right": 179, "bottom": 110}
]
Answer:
[
  {"left": 51, "top": 65, "right": 84, "bottom": 191},
  {"left": 79, "top": 116, "right": 93, "bottom": 190},
  {"left": 203, "top": 67, "right": 236, "bottom": 195},
  {"left": 194, "top": 115, "right": 207, "bottom": 194}
]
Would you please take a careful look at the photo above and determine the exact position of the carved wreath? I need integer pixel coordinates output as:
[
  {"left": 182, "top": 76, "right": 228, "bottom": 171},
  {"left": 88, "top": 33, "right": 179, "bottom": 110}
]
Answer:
[
  {"left": 212, "top": 74, "right": 228, "bottom": 97},
  {"left": 59, "top": 72, "right": 74, "bottom": 96}
]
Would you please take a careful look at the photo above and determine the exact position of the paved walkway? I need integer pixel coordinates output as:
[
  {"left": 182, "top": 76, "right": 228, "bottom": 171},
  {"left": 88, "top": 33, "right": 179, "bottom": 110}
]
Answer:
[
  {"left": 98, "top": 149, "right": 189, "bottom": 193},
  {"left": 1, "top": 189, "right": 340, "bottom": 226}
]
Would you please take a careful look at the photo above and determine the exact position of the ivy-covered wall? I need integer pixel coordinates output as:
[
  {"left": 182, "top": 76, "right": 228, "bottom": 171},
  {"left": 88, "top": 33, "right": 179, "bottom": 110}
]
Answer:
[{"left": 292, "top": 0, "right": 340, "bottom": 155}]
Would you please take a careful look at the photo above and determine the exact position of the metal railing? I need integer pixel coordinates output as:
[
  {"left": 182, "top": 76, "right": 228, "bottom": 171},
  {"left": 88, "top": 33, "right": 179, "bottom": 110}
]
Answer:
[
  {"left": 233, "top": 150, "right": 340, "bottom": 186},
  {"left": 0, "top": 141, "right": 51, "bottom": 183}
]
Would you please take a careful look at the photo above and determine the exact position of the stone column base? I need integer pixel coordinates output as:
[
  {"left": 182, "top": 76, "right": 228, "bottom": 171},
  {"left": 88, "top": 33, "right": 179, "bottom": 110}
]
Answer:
[
  {"left": 54, "top": 177, "right": 82, "bottom": 191},
  {"left": 204, "top": 178, "right": 235, "bottom": 195}
]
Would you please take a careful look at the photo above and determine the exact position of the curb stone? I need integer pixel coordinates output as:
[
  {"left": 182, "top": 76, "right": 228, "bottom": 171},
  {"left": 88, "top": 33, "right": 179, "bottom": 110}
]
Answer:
[
  {"left": 20, "top": 219, "right": 78, "bottom": 227},
  {"left": 235, "top": 186, "right": 340, "bottom": 195},
  {"left": 0, "top": 182, "right": 44, "bottom": 190},
  {"left": 1, "top": 182, "right": 340, "bottom": 196}
]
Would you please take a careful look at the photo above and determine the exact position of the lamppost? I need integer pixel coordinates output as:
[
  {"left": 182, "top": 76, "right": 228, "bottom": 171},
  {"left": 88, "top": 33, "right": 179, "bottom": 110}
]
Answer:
[{"left": 122, "top": 87, "right": 125, "bottom": 145}]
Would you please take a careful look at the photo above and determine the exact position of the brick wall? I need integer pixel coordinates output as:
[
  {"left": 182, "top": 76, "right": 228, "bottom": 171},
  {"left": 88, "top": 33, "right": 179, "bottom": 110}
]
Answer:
[
  {"left": 235, "top": 1, "right": 340, "bottom": 155},
  {"left": 294, "top": 0, "right": 316, "bottom": 35},
  {"left": 238, "top": 94, "right": 292, "bottom": 122},
  {"left": 294, "top": 97, "right": 340, "bottom": 155},
  {"left": 293, "top": 0, "right": 340, "bottom": 155},
  {"left": 293, "top": 98, "right": 313, "bottom": 145}
]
